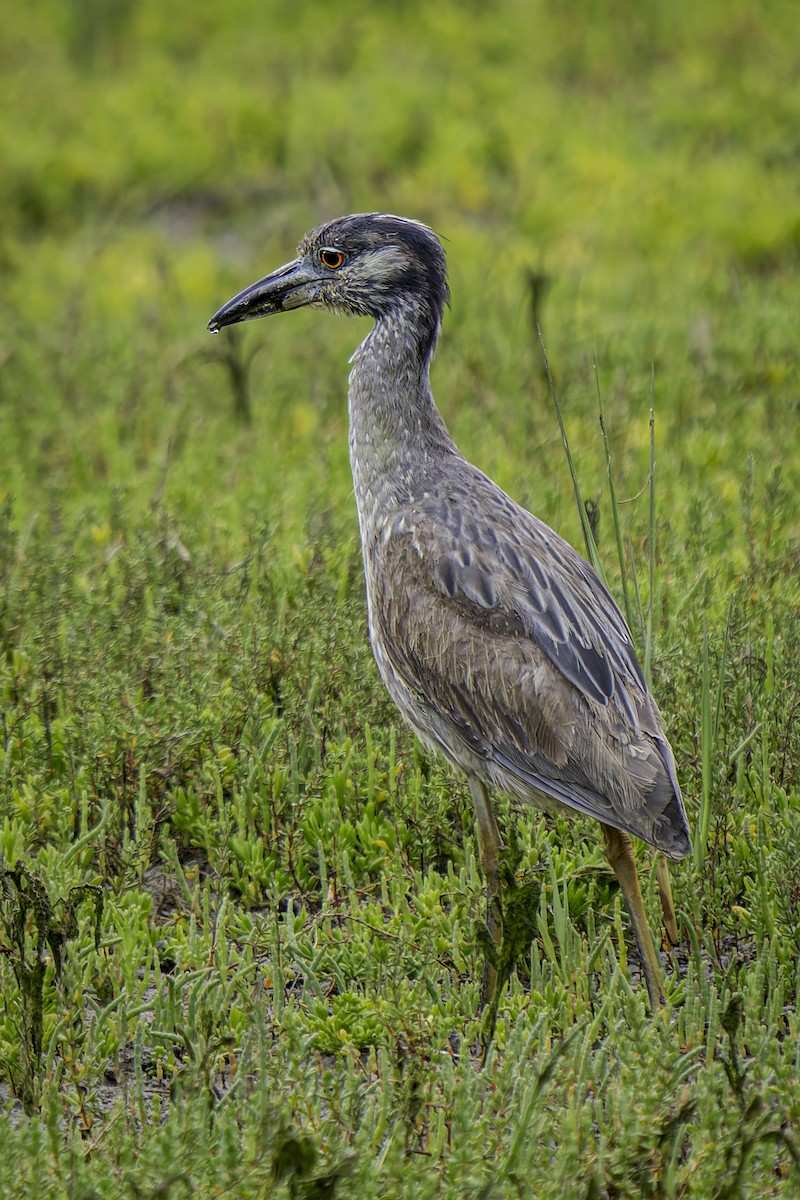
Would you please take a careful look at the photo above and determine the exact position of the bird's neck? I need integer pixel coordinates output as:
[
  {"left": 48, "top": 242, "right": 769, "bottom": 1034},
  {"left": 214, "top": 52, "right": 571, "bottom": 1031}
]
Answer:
[{"left": 348, "top": 308, "right": 457, "bottom": 529}]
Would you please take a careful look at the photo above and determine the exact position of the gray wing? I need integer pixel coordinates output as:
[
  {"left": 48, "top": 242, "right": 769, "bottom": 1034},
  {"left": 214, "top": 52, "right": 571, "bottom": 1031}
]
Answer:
[{"left": 370, "top": 472, "right": 690, "bottom": 858}]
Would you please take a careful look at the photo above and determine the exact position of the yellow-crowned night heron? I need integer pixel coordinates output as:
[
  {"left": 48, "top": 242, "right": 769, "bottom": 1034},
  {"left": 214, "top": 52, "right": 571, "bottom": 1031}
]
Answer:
[{"left": 208, "top": 213, "right": 691, "bottom": 1008}]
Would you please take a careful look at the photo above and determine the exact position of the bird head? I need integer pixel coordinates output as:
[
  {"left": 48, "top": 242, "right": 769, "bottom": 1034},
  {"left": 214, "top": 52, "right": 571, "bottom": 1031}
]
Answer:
[{"left": 208, "top": 213, "right": 449, "bottom": 338}]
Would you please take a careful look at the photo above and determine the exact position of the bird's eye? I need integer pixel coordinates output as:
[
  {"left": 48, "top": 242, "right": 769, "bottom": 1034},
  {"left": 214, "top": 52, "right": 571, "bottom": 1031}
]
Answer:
[{"left": 319, "top": 247, "right": 345, "bottom": 270}]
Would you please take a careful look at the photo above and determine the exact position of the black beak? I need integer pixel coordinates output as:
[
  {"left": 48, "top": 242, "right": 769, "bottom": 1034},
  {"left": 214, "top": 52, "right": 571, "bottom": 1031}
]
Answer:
[{"left": 208, "top": 258, "right": 316, "bottom": 333}]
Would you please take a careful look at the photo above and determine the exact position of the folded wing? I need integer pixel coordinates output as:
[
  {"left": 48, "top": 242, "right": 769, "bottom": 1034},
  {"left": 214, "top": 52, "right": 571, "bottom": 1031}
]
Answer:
[{"left": 370, "top": 469, "right": 690, "bottom": 859}]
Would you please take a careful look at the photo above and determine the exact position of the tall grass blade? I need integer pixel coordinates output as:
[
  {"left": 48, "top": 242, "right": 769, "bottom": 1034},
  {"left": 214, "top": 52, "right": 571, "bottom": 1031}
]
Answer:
[
  {"left": 716, "top": 603, "right": 731, "bottom": 756},
  {"left": 538, "top": 329, "right": 606, "bottom": 583},
  {"left": 594, "top": 357, "right": 634, "bottom": 632},
  {"left": 695, "top": 622, "right": 714, "bottom": 872},
  {"left": 694, "top": 604, "right": 732, "bottom": 872},
  {"left": 626, "top": 537, "right": 647, "bottom": 649},
  {"left": 645, "top": 371, "right": 656, "bottom": 686}
]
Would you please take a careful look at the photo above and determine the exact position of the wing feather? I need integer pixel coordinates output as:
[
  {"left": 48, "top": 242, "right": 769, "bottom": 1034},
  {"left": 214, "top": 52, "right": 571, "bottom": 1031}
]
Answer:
[{"left": 368, "top": 466, "right": 690, "bottom": 857}]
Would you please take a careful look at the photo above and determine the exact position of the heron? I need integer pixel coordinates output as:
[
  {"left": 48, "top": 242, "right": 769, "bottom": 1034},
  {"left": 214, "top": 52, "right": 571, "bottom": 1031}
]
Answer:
[{"left": 208, "top": 213, "right": 691, "bottom": 1009}]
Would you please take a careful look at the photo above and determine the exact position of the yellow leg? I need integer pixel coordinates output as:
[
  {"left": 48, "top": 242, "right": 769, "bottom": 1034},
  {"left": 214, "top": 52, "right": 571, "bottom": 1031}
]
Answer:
[
  {"left": 469, "top": 778, "right": 504, "bottom": 1006},
  {"left": 655, "top": 854, "right": 679, "bottom": 946},
  {"left": 601, "top": 824, "right": 665, "bottom": 1010}
]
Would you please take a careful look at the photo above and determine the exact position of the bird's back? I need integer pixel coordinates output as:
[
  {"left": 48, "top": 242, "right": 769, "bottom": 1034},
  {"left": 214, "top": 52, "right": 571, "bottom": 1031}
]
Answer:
[{"left": 364, "top": 455, "right": 691, "bottom": 860}]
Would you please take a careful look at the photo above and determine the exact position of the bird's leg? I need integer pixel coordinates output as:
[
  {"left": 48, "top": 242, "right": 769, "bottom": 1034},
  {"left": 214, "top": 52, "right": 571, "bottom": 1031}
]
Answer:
[
  {"left": 601, "top": 823, "right": 666, "bottom": 1010},
  {"left": 469, "top": 778, "right": 504, "bottom": 1006},
  {"left": 655, "top": 854, "right": 680, "bottom": 947}
]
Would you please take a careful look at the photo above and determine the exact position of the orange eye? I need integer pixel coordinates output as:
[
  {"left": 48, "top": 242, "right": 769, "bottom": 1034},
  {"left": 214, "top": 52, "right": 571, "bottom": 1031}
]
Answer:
[{"left": 319, "top": 247, "right": 345, "bottom": 269}]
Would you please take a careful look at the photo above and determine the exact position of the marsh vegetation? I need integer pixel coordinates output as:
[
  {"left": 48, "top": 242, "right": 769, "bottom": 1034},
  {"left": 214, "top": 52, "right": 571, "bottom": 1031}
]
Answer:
[{"left": 1, "top": 0, "right": 799, "bottom": 1194}]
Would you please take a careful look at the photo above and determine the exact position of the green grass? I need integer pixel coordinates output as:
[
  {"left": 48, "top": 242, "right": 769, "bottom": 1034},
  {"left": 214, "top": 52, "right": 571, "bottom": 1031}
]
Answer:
[{"left": 2, "top": 0, "right": 800, "bottom": 1194}]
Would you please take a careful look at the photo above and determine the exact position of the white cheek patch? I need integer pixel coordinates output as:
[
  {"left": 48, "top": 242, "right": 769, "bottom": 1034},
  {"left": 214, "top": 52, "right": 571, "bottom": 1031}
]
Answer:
[{"left": 354, "top": 246, "right": 409, "bottom": 287}]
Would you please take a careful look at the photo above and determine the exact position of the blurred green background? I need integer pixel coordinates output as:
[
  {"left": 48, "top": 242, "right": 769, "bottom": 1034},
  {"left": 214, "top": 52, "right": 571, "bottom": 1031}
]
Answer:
[
  {"left": 3, "top": 0, "right": 798, "bottom": 562},
  {"left": 1, "top": 1, "right": 800, "bottom": 1195}
]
